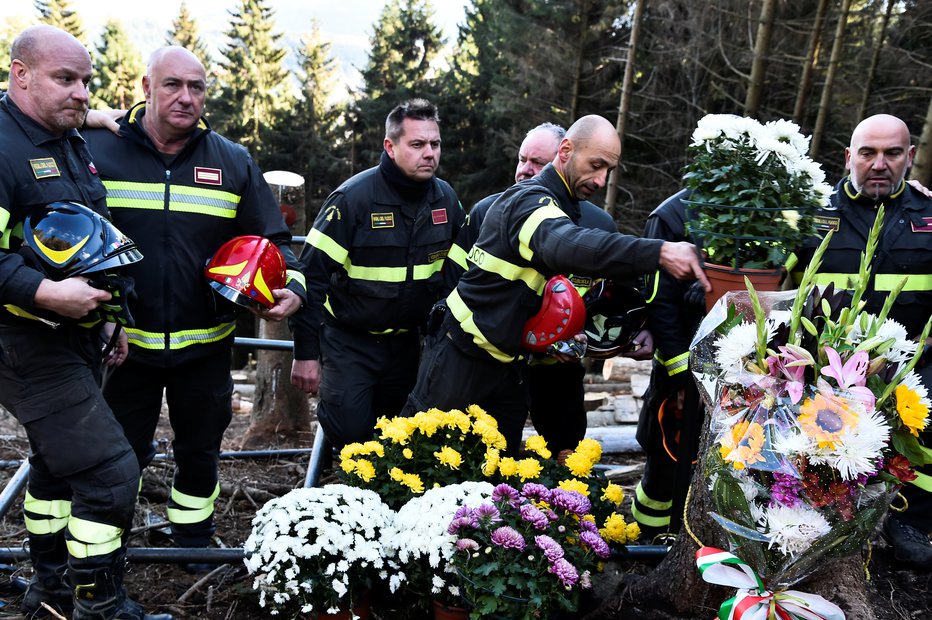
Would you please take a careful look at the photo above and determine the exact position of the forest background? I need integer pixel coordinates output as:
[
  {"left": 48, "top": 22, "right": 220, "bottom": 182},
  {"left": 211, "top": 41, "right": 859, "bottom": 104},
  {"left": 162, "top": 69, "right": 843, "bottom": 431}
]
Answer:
[{"left": 2, "top": 0, "right": 931, "bottom": 234}]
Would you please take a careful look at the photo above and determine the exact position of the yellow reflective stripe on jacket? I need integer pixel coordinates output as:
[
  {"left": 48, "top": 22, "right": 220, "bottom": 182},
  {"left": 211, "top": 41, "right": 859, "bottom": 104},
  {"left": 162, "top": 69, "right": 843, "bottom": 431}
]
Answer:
[
  {"left": 517, "top": 199, "right": 568, "bottom": 262},
  {"left": 167, "top": 483, "right": 219, "bottom": 525},
  {"left": 447, "top": 288, "right": 515, "bottom": 363},
  {"left": 24, "top": 491, "right": 71, "bottom": 519},
  {"left": 286, "top": 269, "right": 306, "bottom": 290},
  {"left": 875, "top": 273, "right": 932, "bottom": 292},
  {"left": 125, "top": 322, "right": 236, "bottom": 350},
  {"left": 467, "top": 246, "right": 546, "bottom": 294},
  {"left": 104, "top": 181, "right": 240, "bottom": 219},
  {"left": 644, "top": 270, "right": 660, "bottom": 303},
  {"left": 66, "top": 517, "right": 123, "bottom": 559},
  {"left": 663, "top": 351, "right": 690, "bottom": 376},
  {"left": 448, "top": 243, "right": 469, "bottom": 271},
  {"left": 307, "top": 228, "right": 349, "bottom": 265},
  {"left": 811, "top": 273, "right": 856, "bottom": 289}
]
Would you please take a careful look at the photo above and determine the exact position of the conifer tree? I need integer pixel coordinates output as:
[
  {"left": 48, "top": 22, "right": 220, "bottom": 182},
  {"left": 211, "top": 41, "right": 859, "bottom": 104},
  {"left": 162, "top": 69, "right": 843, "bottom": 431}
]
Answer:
[
  {"left": 91, "top": 20, "right": 144, "bottom": 110},
  {"left": 165, "top": 2, "right": 212, "bottom": 71},
  {"left": 34, "top": 0, "right": 85, "bottom": 43},
  {"left": 212, "top": 0, "right": 292, "bottom": 163}
]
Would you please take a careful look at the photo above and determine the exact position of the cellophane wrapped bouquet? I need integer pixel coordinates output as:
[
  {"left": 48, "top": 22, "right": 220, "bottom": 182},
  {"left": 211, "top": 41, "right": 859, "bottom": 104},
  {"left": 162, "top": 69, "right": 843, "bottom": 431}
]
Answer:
[{"left": 691, "top": 206, "right": 931, "bottom": 593}]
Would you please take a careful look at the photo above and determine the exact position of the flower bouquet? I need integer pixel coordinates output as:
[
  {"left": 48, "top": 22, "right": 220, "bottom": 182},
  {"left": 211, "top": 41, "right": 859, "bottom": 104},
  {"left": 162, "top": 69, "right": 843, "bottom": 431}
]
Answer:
[
  {"left": 683, "top": 114, "right": 832, "bottom": 270},
  {"left": 382, "top": 481, "right": 494, "bottom": 611},
  {"left": 689, "top": 208, "right": 931, "bottom": 614},
  {"left": 243, "top": 484, "right": 396, "bottom": 618},
  {"left": 448, "top": 482, "right": 612, "bottom": 620},
  {"left": 339, "top": 405, "right": 507, "bottom": 509}
]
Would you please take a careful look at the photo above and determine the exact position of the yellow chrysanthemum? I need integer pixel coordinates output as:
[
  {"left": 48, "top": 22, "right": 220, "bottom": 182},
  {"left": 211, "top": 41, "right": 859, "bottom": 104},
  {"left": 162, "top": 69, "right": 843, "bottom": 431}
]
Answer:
[
  {"left": 600, "top": 513, "right": 628, "bottom": 544},
  {"left": 565, "top": 451, "right": 595, "bottom": 477},
  {"left": 895, "top": 384, "right": 930, "bottom": 437},
  {"left": 473, "top": 419, "right": 507, "bottom": 450},
  {"left": 389, "top": 467, "right": 404, "bottom": 481},
  {"left": 339, "top": 443, "right": 363, "bottom": 460},
  {"left": 354, "top": 458, "right": 376, "bottom": 482},
  {"left": 625, "top": 522, "right": 641, "bottom": 542},
  {"left": 402, "top": 473, "right": 424, "bottom": 494},
  {"left": 482, "top": 448, "right": 500, "bottom": 476},
  {"left": 516, "top": 458, "right": 542, "bottom": 481},
  {"left": 466, "top": 404, "right": 488, "bottom": 418},
  {"left": 360, "top": 441, "right": 384, "bottom": 457},
  {"left": 447, "top": 409, "right": 472, "bottom": 433},
  {"left": 601, "top": 482, "right": 624, "bottom": 506},
  {"left": 402, "top": 448, "right": 414, "bottom": 459},
  {"left": 381, "top": 418, "right": 415, "bottom": 444},
  {"left": 413, "top": 411, "right": 441, "bottom": 436},
  {"left": 435, "top": 446, "right": 463, "bottom": 469},
  {"left": 374, "top": 416, "right": 390, "bottom": 431},
  {"left": 575, "top": 438, "right": 603, "bottom": 462},
  {"left": 718, "top": 420, "right": 767, "bottom": 469},
  {"left": 524, "top": 435, "right": 552, "bottom": 460},
  {"left": 498, "top": 457, "right": 519, "bottom": 477},
  {"left": 798, "top": 393, "right": 859, "bottom": 447},
  {"left": 340, "top": 458, "right": 357, "bottom": 474},
  {"left": 558, "top": 478, "right": 590, "bottom": 496}
]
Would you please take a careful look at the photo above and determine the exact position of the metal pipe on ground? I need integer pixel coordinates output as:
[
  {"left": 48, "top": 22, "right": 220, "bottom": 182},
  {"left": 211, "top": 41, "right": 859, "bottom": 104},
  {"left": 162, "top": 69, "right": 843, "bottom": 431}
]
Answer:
[
  {"left": 304, "top": 423, "right": 330, "bottom": 488},
  {"left": 0, "top": 460, "right": 28, "bottom": 521},
  {"left": 0, "top": 546, "right": 246, "bottom": 564}
]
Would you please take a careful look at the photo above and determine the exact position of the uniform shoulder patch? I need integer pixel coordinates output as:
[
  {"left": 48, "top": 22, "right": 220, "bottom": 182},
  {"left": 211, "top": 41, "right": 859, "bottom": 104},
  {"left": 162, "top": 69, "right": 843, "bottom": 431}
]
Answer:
[
  {"left": 911, "top": 216, "right": 932, "bottom": 233},
  {"left": 371, "top": 212, "right": 395, "bottom": 229},
  {"left": 30, "top": 158, "right": 61, "bottom": 179},
  {"left": 427, "top": 249, "right": 448, "bottom": 263},
  {"left": 431, "top": 208, "right": 448, "bottom": 225},
  {"left": 813, "top": 215, "right": 840, "bottom": 232}
]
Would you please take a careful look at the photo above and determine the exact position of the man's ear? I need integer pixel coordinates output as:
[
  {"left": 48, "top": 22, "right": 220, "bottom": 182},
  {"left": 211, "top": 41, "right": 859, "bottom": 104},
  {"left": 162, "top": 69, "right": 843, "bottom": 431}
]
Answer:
[
  {"left": 557, "top": 138, "right": 573, "bottom": 163},
  {"left": 383, "top": 137, "right": 395, "bottom": 160},
  {"left": 141, "top": 75, "right": 151, "bottom": 100},
  {"left": 9, "top": 59, "right": 29, "bottom": 89}
]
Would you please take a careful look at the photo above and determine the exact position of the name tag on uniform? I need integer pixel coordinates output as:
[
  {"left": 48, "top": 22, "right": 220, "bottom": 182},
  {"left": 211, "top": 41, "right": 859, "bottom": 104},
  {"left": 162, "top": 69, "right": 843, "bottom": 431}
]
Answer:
[
  {"left": 814, "top": 215, "right": 840, "bottom": 232},
  {"left": 431, "top": 208, "right": 448, "bottom": 225},
  {"left": 371, "top": 212, "right": 394, "bottom": 228},
  {"left": 30, "top": 158, "right": 61, "bottom": 179},
  {"left": 194, "top": 167, "right": 222, "bottom": 185},
  {"left": 427, "top": 249, "right": 448, "bottom": 263},
  {"left": 912, "top": 217, "right": 932, "bottom": 233}
]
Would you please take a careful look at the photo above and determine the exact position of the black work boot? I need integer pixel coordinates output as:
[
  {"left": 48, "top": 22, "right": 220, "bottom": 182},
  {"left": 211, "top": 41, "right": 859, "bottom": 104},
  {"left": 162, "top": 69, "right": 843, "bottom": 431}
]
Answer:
[
  {"left": 69, "top": 552, "right": 174, "bottom": 620},
  {"left": 883, "top": 516, "right": 932, "bottom": 571},
  {"left": 21, "top": 532, "right": 73, "bottom": 619}
]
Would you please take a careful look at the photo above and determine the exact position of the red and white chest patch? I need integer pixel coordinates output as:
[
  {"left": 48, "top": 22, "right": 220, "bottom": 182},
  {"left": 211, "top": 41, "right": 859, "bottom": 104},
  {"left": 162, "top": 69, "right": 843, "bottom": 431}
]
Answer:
[
  {"left": 194, "top": 167, "right": 222, "bottom": 185},
  {"left": 431, "top": 208, "right": 448, "bottom": 225}
]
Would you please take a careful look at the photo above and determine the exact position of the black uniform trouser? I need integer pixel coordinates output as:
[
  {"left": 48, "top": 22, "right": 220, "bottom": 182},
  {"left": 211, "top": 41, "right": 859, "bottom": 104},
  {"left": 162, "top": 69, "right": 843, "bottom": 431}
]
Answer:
[
  {"left": 0, "top": 324, "right": 139, "bottom": 549},
  {"left": 317, "top": 322, "right": 420, "bottom": 448},
  {"left": 104, "top": 351, "right": 232, "bottom": 546},
  {"left": 528, "top": 361, "right": 586, "bottom": 454},
  {"left": 899, "top": 363, "right": 932, "bottom": 532},
  {"left": 402, "top": 317, "right": 528, "bottom": 454}
]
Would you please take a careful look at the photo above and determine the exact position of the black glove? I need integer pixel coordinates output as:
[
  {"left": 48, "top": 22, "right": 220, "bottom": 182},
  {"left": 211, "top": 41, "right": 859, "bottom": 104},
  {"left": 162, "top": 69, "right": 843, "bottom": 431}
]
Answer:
[
  {"left": 88, "top": 274, "right": 136, "bottom": 327},
  {"left": 683, "top": 280, "right": 706, "bottom": 312}
]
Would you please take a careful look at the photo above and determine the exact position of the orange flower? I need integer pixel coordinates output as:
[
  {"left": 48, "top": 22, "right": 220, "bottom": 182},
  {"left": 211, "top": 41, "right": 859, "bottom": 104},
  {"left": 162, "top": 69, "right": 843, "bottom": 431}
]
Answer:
[
  {"left": 798, "top": 392, "right": 859, "bottom": 447},
  {"left": 895, "top": 384, "right": 930, "bottom": 437},
  {"left": 719, "top": 420, "right": 766, "bottom": 470}
]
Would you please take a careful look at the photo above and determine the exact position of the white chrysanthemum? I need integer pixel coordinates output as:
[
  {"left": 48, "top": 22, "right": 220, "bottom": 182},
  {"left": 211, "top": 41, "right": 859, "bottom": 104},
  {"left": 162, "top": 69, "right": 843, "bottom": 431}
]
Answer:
[
  {"left": 754, "top": 135, "right": 801, "bottom": 168},
  {"left": 771, "top": 428, "right": 814, "bottom": 456},
  {"left": 738, "top": 480, "right": 761, "bottom": 502},
  {"left": 764, "top": 119, "right": 811, "bottom": 155},
  {"left": 764, "top": 504, "right": 832, "bottom": 557},
  {"left": 715, "top": 322, "right": 758, "bottom": 371},
  {"left": 899, "top": 369, "right": 930, "bottom": 400},
  {"left": 780, "top": 209, "right": 801, "bottom": 230},
  {"left": 871, "top": 318, "right": 917, "bottom": 365},
  {"left": 749, "top": 499, "right": 767, "bottom": 526},
  {"left": 829, "top": 409, "right": 888, "bottom": 480}
]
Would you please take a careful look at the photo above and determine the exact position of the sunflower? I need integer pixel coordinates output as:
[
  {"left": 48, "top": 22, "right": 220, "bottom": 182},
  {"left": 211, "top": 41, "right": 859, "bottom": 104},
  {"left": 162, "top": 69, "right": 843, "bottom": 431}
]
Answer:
[
  {"left": 798, "top": 392, "right": 859, "bottom": 447},
  {"left": 719, "top": 420, "right": 766, "bottom": 470}
]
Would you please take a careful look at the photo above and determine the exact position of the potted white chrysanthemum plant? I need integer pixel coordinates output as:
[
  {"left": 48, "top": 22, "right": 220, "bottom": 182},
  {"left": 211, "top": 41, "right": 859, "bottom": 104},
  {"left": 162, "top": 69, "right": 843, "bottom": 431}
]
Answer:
[
  {"left": 244, "top": 484, "right": 396, "bottom": 619},
  {"left": 683, "top": 114, "right": 834, "bottom": 309},
  {"left": 382, "top": 481, "right": 494, "bottom": 616}
]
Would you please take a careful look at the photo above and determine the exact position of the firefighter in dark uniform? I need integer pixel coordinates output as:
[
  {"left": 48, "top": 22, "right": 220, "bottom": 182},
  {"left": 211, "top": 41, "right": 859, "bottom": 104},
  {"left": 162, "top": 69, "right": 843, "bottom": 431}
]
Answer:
[
  {"left": 290, "top": 99, "right": 464, "bottom": 449},
  {"left": 82, "top": 47, "right": 306, "bottom": 566},
  {"left": 446, "top": 122, "right": 652, "bottom": 454},
  {"left": 402, "top": 115, "right": 709, "bottom": 452},
  {"left": 0, "top": 26, "right": 172, "bottom": 619},
  {"left": 633, "top": 189, "right": 707, "bottom": 540},
  {"left": 790, "top": 114, "right": 932, "bottom": 570}
]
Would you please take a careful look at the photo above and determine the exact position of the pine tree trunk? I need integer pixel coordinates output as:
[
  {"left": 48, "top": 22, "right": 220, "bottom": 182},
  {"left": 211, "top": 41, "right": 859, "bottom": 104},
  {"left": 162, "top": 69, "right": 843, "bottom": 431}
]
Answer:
[
  {"left": 856, "top": 0, "right": 894, "bottom": 121},
  {"left": 743, "top": 0, "right": 778, "bottom": 119},
  {"left": 792, "top": 0, "right": 831, "bottom": 125},
  {"left": 810, "top": 0, "right": 852, "bottom": 160},
  {"left": 910, "top": 94, "right": 932, "bottom": 187},
  {"left": 241, "top": 171, "right": 312, "bottom": 449}
]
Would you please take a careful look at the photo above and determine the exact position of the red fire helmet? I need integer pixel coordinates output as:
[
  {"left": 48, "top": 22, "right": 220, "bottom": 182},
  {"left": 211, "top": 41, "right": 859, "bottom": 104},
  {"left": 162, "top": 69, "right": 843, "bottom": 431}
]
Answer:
[
  {"left": 522, "top": 275, "right": 586, "bottom": 352},
  {"left": 204, "top": 236, "right": 286, "bottom": 309}
]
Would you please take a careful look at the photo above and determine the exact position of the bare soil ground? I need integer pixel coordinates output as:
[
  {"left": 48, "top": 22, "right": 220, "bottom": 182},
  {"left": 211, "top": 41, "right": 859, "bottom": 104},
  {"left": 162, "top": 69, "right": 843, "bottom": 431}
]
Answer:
[{"left": 0, "top": 400, "right": 929, "bottom": 619}]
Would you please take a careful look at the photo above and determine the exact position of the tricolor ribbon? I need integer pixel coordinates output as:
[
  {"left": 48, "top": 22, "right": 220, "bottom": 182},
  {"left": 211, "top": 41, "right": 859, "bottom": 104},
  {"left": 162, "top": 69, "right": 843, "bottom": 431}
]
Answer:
[{"left": 695, "top": 547, "right": 846, "bottom": 620}]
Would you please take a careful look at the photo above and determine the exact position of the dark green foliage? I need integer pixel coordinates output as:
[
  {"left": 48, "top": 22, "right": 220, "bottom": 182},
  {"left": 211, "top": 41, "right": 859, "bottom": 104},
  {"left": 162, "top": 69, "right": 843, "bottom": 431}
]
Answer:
[
  {"left": 165, "top": 1, "right": 213, "bottom": 71},
  {"left": 34, "top": 0, "right": 84, "bottom": 43},
  {"left": 91, "top": 20, "right": 143, "bottom": 110}
]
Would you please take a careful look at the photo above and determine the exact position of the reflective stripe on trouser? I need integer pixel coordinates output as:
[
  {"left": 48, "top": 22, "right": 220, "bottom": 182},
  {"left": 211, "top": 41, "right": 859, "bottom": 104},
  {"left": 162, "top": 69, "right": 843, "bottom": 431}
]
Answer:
[
  {"left": 631, "top": 480, "right": 673, "bottom": 531},
  {"left": 24, "top": 490, "right": 71, "bottom": 536},
  {"left": 167, "top": 483, "right": 220, "bottom": 525},
  {"left": 66, "top": 516, "right": 123, "bottom": 559}
]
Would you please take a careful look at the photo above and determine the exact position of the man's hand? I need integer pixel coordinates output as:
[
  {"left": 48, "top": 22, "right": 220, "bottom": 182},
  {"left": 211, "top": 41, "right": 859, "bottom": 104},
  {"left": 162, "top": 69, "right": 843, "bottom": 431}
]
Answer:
[
  {"left": 251, "top": 289, "right": 302, "bottom": 321},
  {"left": 102, "top": 322, "right": 129, "bottom": 367},
  {"left": 84, "top": 109, "right": 125, "bottom": 134},
  {"left": 683, "top": 280, "right": 707, "bottom": 311},
  {"left": 621, "top": 329, "right": 653, "bottom": 360},
  {"left": 659, "top": 241, "right": 711, "bottom": 292},
  {"left": 34, "top": 277, "right": 111, "bottom": 319},
  {"left": 291, "top": 358, "right": 321, "bottom": 395}
]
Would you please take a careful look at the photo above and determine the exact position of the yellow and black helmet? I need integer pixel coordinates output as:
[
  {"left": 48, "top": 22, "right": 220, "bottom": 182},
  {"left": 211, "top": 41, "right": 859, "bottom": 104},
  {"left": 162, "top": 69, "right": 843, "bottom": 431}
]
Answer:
[
  {"left": 582, "top": 280, "right": 648, "bottom": 359},
  {"left": 22, "top": 201, "right": 143, "bottom": 280}
]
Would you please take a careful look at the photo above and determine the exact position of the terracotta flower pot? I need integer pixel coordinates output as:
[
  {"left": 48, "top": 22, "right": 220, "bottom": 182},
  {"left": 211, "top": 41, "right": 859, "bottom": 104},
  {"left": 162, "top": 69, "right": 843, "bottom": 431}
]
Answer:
[
  {"left": 433, "top": 599, "right": 470, "bottom": 620},
  {"left": 703, "top": 262, "right": 784, "bottom": 312}
]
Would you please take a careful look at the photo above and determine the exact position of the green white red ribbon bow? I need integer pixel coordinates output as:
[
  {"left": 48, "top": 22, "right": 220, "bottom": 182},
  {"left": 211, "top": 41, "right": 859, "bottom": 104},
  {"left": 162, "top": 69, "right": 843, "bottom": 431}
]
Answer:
[{"left": 695, "top": 547, "right": 846, "bottom": 620}]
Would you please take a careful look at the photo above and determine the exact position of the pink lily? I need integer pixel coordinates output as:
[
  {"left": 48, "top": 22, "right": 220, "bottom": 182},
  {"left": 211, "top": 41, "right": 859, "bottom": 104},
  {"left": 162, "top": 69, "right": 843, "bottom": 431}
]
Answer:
[
  {"left": 766, "top": 345, "right": 809, "bottom": 404},
  {"left": 820, "top": 347, "right": 875, "bottom": 408}
]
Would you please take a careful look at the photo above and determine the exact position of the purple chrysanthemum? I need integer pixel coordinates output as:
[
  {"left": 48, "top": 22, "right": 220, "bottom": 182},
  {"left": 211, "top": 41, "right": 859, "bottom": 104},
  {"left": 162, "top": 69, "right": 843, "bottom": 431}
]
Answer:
[
  {"left": 534, "top": 535, "right": 564, "bottom": 562},
  {"left": 549, "top": 489, "right": 591, "bottom": 516},
  {"left": 475, "top": 503, "right": 502, "bottom": 523},
  {"left": 522, "top": 483, "right": 552, "bottom": 503},
  {"left": 490, "top": 526, "right": 526, "bottom": 550},
  {"left": 579, "top": 570, "right": 592, "bottom": 589},
  {"left": 456, "top": 538, "right": 480, "bottom": 552},
  {"left": 579, "top": 530, "right": 611, "bottom": 559},
  {"left": 769, "top": 471, "right": 803, "bottom": 508},
  {"left": 492, "top": 483, "right": 520, "bottom": 504},
  {"left": 579, "top": 519, "right": 598, "bottom": 533},
  {"left": 448, "top": 516, "right": 476, "bottom": 535},
  {"left": 520, "top": 503, "right": 550, "bottom": 530},
  {"left": 549, "top": 557, "right": 579, "bottom": 588}
]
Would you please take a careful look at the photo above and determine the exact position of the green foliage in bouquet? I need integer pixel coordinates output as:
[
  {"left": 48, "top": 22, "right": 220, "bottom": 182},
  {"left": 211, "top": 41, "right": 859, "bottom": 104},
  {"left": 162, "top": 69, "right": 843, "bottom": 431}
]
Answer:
[{"left": 683, "top": 114, "right": 832, "bottom": 269}]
